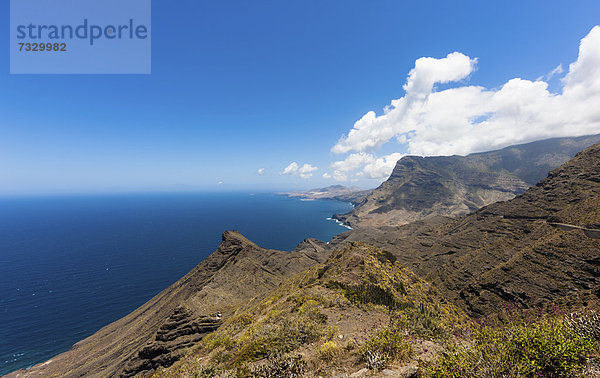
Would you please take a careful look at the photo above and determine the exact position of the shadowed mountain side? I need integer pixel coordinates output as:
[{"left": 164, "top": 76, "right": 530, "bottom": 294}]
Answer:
[
  {"left": 331, "top": 142, "right": 600, "bottom": 316},
  {"left": 8, "top": 231, "right": 329, "bottom": 377},
  {"left": 335, "top": 134, "right": 600, "bottom": 228}
]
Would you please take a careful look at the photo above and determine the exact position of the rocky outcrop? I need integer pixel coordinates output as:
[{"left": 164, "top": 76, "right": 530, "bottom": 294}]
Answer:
[
  {"left": 335, "top": 134, "right": 600, "bottom": 228},
  {"left": 121, "top": 307, "right": 221, "bottom": 376}
]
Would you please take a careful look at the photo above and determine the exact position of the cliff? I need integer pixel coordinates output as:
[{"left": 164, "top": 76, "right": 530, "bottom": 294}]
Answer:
[{"left": 335, "top": 134, "right": 600, "bottom": 227}]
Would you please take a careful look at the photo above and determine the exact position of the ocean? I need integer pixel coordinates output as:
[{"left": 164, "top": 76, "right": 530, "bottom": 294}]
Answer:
[{"left": 0, "top": 192, "right": 353, "bottom": 375}]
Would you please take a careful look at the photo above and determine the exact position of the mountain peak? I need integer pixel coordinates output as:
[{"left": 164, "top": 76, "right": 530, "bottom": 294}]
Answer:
[{"left": 221, "top": 230, "right": 256, "bottom": 245}]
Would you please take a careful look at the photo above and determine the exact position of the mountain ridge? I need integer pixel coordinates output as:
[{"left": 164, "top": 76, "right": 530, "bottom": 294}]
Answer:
[
  {"left": 335, "top": 134, "right": 600, "bottom": 228},
  {"left": 331, "top": 141, "right": 600, "bottom": 315}
]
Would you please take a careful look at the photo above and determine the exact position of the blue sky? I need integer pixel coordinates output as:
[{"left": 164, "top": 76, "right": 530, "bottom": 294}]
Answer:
[{"left": 1, "top": 0, "right": 600, "bottom": 195}]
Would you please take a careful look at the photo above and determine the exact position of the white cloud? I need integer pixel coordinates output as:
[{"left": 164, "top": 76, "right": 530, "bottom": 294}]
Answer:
[
  {"left": 543, "top": 64, "right": 564, "bottom": 81},
  {"left": 329, "top": 152, "right": 405, "bottom": 180},
  {"left": 332, "top": 51, "right": 477, "bottom": 155},
  {"left": 332, "top": 26, "right": 600, "bottom": 160},
  {"left": 298, "top": 164, "right": 318, "bottom": 179},
  {"left": 403, "top": 52, "right": 477, "bottom": 97},
  {"left": 257, "top": 168, "right": 265, "bottom": 175},
  {"left": 536, "top": 64, "right": 564, "bottom": 81},
  {"left": 362, "top": 153, "right": 405, "bottom": 179},
  {"left": 331, "top": 153, "right": 375, "bottom": 172},
  {"left": 333, "top": 170, "right": 347, "bottom": 182},
  {"left": 280, "top": 162, "right": 318, "bottom": 179},
  {"left": 280, "top": 162, "right": 299, "bottom": 175},
  {"left": 322, "top": 173, "right": 332, "bottom": 179}
]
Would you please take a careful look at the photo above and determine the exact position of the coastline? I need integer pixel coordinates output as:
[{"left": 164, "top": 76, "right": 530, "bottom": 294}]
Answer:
[
  {"left": 0, "top": 193, "right": 354, "bottom": 376},
  {"left": 326, "top": 216, "right": 353, "bottom": 230}
]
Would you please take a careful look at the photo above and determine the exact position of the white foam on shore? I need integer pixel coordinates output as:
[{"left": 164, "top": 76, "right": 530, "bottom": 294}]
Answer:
[{"left": 326, "top": 217, "right": 353, "bottom": 230}]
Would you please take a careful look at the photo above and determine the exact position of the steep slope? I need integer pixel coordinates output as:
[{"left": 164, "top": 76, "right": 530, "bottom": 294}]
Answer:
[
  {"left": 153, "top": 242, "right": 465, "bottom": 377},
  {"left": 332, "top": 142, "right": 600, "bottom": 316},
  {"left": 335, "top": 134, "right": 600, "bottom": 227},
  {"left": 8, "top": 231, "right": 328, "bottom": 377}
]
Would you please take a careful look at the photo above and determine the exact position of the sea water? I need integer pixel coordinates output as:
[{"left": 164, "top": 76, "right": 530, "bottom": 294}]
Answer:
[{"left": 0, "top": 192, "right": 352, "bottom": 375}]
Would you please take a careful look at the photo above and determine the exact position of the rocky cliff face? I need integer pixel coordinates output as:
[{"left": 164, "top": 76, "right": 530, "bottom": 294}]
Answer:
[
  {"left": 335, "top": 134, "right": 600, "bottom": 228},
  {"left": 332, "top": 142, "right": 600, "bottom": 316},
  {"left": 122, "top": 308, "right": 222, "bottom": 376},
  {"left": 8, "top": 231, "right": 329, "bottom": 377}
]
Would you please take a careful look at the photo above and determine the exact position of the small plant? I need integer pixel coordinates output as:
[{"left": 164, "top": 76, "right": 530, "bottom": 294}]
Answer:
[
  {"left": 364, "top": 350, "right": 389, "bottom": 371},
  {"left": 377, "top": 250, "right": 397, "bottom": 264},
  {"left": 250, "top": 354, "right": 307, "bottom": 378},
  {"left": 428, "top": 314, "right": 597, "bottom": 377},
  {"left": 194, "top": 364, "right": 222, "bottom": 378},
  {"left": 565, "top": 311, "right": 600, "bottom": 341},
  {"left": 394, "top": 302, "right": 449, "bottom": 340},
  {"left": 326, "top": 281, "right": 400, "bottom": 311},
  {"left": 318, "top": 340, "right": 340, "bottom": 361},
  {"left": 360, "top": 327, "right": 411, "bottom": 371}
]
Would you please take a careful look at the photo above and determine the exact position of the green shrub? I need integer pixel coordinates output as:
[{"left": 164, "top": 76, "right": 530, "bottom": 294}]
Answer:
[
  {"left": 250, "top": 354, "right": 307, "bottom": 378},
  {"left": 317, "top": 265, "right": 330, "bottom": 279},
  {"left": 429, "top": 315, "right": 596, "bottom": 377},
  {"left": 394, "top": 302, "right": 449, "bottom": 340},
  {"left": 377, "top": 250, "right": 397, "bottom": 264},
  {"left": 318, "top": 340, "right": 341, "bottom": 361},
  {"left": 326, "top": 281, "right": 400, "bottom": 311},
  {"left": 201, "top": 333, "right": 234, "bottom": 351},
  {"left": 237, "top": 317, "right": 322, "bottom": 362},
  {"left": 360, "top": 328, "right": 411, "bottom": 371},
  {"left": 194, "top": 364, "right": 223, "bottom": 378}
]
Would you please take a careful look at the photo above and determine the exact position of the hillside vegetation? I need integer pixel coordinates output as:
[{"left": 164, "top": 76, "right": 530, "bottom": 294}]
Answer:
[{"left": 152, "top": 242, "right": 466, "bottom": 377}]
